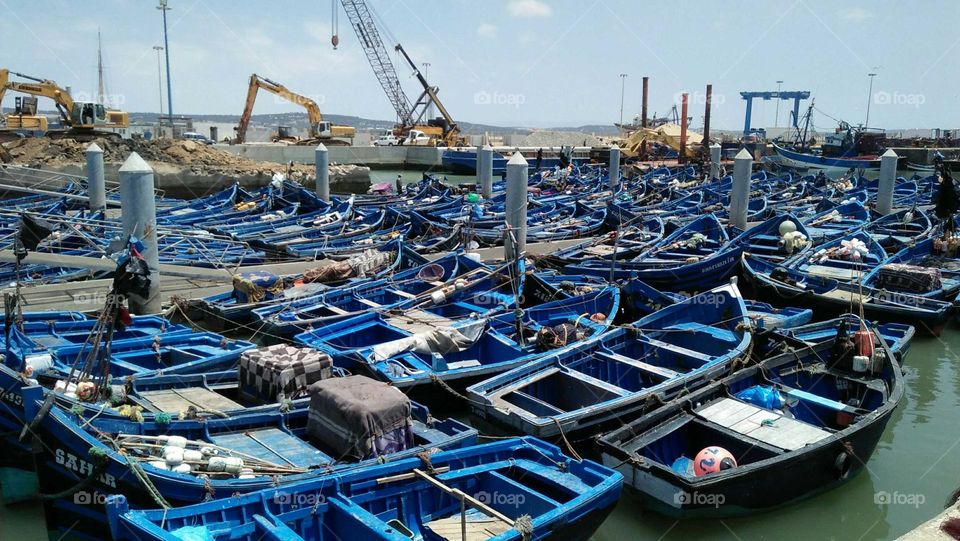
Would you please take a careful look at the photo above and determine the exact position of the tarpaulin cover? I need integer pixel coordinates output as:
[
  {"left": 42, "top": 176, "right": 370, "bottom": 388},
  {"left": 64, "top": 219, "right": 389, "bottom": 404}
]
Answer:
[
  {"left": 735, "top": 385, "right": 785, "bottom": 410},
  {"left": 232, "top": 271, "right": 283, "bottom": 303},
  {"left": 306, "top": 375, "right": 413, "bottom": 460},
  {"left": 370, "top": 319, "right": 487, "bottom": 362},
  {"left": 302, "top": 249, "right": 395, "bottom": 283}
]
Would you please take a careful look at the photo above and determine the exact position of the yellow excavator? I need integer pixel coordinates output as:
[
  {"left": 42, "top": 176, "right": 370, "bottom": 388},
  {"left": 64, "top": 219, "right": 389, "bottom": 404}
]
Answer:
[
  {"left": 234, "top": 74, "right": 355, "bottom": 145},
  {"left": 0, "top": 68, "right": 129, "bottom": 140}
]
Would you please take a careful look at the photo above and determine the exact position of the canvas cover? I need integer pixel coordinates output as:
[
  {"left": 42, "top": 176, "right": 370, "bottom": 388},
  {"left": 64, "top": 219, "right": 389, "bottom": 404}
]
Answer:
[
  {"left": 302, "top": 249, "right": 395, "bottom": 283},
  {"left": 239, "top": 344, "right": 333, "bottom": 403},
  {"left": 306, "top": 375, "right": 413, "bottom": 460},
  {"left": 232, "top": 271, "right": 283, "bottom": 303}
]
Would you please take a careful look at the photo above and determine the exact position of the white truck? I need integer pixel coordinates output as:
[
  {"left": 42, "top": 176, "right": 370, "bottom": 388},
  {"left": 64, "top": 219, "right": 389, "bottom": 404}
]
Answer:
[{"left": 373, "top": 129, "right": 432, "bottom": 146}]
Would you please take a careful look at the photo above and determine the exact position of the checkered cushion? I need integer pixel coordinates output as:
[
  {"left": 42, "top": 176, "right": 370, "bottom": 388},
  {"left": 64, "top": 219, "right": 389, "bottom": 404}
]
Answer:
[
  {"left": 239, "top": 345, "right": 333, "bottom": 403},
  {"left": 875, "top": 263, "right": 942, "bottom": 294}
]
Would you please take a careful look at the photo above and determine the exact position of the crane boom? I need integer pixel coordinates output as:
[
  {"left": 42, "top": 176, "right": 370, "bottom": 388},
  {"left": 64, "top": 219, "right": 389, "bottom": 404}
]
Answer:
[
  {"left": 340, "top": 0, "right": 413, "bottom": 126},
  {"left": 335, "top": 0, "right": 463, "bottom": 146}
]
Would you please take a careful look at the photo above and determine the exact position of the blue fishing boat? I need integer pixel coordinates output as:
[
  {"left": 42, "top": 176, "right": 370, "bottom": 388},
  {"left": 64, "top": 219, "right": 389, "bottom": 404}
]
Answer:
[
  {"left": 297, "top": 284, "right": 619, "bottom": 389},
  {"left": 864, "top": 206, "right": 933, "bottom": 252},
  {"left": 466, "top": 283, "right": 751, "bottom": 439},
  {"left": 740, "top": 254, "right": 952, "bottom": 335},
  {"left": 441, "top": 148, "right": 574, "bottom": 175},
  {"left": 597, "top": 325, "right": 903, "bottom": 517},
  {"left": 106, "top": 437, "right": 622, "bottom": 541},
  {"left": 189, "top": 241, "right": 429, "bottom": 327},
  {"left": 776, "top": 314, "right": 915, "bottom": 362},
  {"left": 862, "top": 237, "right": 960, "bottom": 303},
  {"left": 23, "top": 372, "right": 478, "bottom": 538},
  {"left": 251, "top": 254, "right": 488, "bottom": 338},
  {"left": 733, "top": 213, "right": 812, "bottom": 262},
  {"left": 772, "top": 142, "right": 883, "bottom": 172},
  {"left": 564, "top": 213, "right": 743, "bottom": 291}
]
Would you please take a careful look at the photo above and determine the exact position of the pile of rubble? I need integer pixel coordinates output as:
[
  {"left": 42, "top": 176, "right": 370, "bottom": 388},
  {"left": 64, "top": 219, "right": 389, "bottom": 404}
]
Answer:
[{"left": 0, "top": 137, "right": 368, "bottom": 183}]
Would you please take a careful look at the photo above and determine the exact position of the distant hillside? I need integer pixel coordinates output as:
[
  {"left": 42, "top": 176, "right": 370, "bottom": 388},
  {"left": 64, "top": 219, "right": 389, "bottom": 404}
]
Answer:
[{"left": 9, "top": 108, "right": 618, "bottom": 136}]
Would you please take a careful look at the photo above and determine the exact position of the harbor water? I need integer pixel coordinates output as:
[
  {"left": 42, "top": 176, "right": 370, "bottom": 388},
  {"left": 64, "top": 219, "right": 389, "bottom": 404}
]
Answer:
[{"left": 2, "top": 323, "right": 957, "bottom": 540}]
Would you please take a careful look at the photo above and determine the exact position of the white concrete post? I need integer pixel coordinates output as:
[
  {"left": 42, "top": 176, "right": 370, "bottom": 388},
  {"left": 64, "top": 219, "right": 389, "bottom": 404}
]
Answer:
[
  {"left": 479, "top": 144, "right": 494, "bottom": 199},
  {"left": 876, "top": 148, "right": 899, "bottom": 215},
  {"left": 710, "top": 143, "right": 722, "bottom": 180},
  {"left": 504, "top": 152, "right": 528, "bottom": 261},
  {"left": 315, "top": 143, "right": 330, "bottom": 202},
  {"left": 474, "top": 144, "right": 483, "bottom": 186},
  {"left": 119, "top": 153, "right": 160, "bottom": 314},
  {"left": 608, "top": 145, "right": 621, "bottom": 189},
  {"left": 729, "top": 148, "right": 753, "bottom": 231},
  {"left": 85, "top": 143, "right": 106, "bottom": 211}
]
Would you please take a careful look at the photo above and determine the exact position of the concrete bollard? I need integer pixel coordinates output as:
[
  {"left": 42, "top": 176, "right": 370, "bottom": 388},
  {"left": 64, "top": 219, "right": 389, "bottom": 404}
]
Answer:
[
  {"left": 479, "top": 144, "right": 494, "bottom": 199},
  {"left": 876, "top": 148, "right": 899, "bottom": 215},
  {"left": 85, "top": 143, "right": 106, "bottom": 211},
  {"left": 710, "top": 143, "right": 722, "bottom": 180},
  {"left": 504, "top": 151, "right": 528, "bottom": 261},
  {"left": 474, "top": 144, "right": 483, "bottom": 186},
  {"left": 729, "top": 148, "right": 753, "bottom": 231},
  {"left": 608, "top": 145, "right": 621, "bottom": 190},
  {"left": 315, "top": 143, "right": 330, "bottom": 202},
  {"left": 119, "top": 153, "right": 160, "bottom": 314}
]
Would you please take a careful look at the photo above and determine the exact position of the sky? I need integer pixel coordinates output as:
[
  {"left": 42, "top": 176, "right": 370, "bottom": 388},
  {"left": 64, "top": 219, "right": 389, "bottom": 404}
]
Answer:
[{"left": 1, "top": 0, "right": 957, "bottom": 131}]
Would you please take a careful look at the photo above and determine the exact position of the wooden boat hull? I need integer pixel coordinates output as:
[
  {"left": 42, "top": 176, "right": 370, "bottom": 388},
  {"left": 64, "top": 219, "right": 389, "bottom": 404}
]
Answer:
[{"left": 598, "top": 338, "right": 903, "bottom": 518}]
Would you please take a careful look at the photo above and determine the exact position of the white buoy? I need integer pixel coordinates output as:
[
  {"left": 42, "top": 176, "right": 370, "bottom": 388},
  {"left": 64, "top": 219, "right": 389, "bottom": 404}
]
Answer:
[{"left": 119, "top": 152, "right": 161, "bottom": 314}]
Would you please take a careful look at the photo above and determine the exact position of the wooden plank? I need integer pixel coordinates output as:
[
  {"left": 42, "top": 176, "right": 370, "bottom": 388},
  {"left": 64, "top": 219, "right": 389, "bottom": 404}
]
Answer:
[
  {"left": 595, "top": 350, "right": 682, "bottom": 380},
  {"left": 210, "top": 428, "right": 326, "bottom": 468},
  {"left": 139, "top": 387, "right": 242, "bottom": 413},
  {"left": 385, "top": 309, "right": 455, "bottom": 334},
  {"left": 805, "top": 264, "right": 863, "bottom": 281},
  {"left": 696, "top": 398, "right": 830, "bottom": 451},
  {"left": 424, "top": 513, "right": 512, "bottom": 540}
]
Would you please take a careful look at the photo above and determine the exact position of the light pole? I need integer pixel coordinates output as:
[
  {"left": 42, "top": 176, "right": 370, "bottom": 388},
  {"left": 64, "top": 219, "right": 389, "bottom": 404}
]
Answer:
[
  {"left": 774, "top": 80, "right": 783, "bottom": 127},
  {"left": 157, "top": 0, "right": 173, "bottom": 131},
  {"left": 618, "top": 73, "right": 627, "bottom": 128},
  {"left": 865, "top": 72, "right": 877, "bottom": 127},
  {"left": 422, "top": 62, "right": 432, "bottom": 119},
  {"left": 152, "top": 46, "right": 164, "bottom": 122}
]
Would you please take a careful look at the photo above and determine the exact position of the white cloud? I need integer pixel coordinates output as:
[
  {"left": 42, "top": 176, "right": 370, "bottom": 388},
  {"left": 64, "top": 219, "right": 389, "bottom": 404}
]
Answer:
[
  {"left": 477, "top": 23, "right": 498, "bottom": 38},
  {"left": 508, "top": 0, "right": 552, "bottom": 18},
  {"left": 839, "top": 7, "right": 872, "bottom": 22}
]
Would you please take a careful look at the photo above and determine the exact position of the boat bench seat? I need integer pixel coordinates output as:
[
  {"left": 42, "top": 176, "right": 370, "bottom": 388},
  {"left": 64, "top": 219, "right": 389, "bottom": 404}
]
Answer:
[
  {"left": 636, "top": 337, "right": 714, "bottom": 363},
  {"left": 696, "top": 397, "right": 830, "bottom": 451},
  {"left": 211, "top": 428, "right": 327, "bottom": 468},
  {"left": 667, "top": 322, "right": 738, "bottom": 342},
  {"left": 595, "top": 350, "right": 681, "bottom": 379},
  {"left": 780, "top": 387, "right": 862, "bottom": 414}
]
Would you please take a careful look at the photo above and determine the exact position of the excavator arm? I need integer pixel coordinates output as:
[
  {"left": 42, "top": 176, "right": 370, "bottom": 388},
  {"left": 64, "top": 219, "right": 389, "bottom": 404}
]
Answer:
[
  {"left": 236, "top": 74, "right": 354, "bottom": 143},
  {"left": 0, "top": 69, "right": 75, "bottom": 124}
]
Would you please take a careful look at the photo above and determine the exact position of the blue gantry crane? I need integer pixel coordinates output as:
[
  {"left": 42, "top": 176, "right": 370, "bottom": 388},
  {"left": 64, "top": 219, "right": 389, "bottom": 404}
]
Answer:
[{"left": 741, "top": 90, "right": 811, "bottom": 136}]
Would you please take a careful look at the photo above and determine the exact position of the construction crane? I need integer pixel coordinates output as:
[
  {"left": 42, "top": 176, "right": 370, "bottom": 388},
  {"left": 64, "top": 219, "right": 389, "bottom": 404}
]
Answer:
[
  {"left": 0, "top": 68, "right": 128, "bottom": 141},
  {"left": 332, "top": 0, "right": 465, "bottom": 147},
  {"left": 235, "top": 74, "right": 356, "bottom": 145}
]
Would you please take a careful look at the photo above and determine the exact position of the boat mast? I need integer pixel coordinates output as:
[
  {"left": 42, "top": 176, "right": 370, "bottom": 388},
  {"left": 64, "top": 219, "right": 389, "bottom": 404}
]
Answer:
[{"left": 97, "top": 29, "right": 106, "bottom": 106}]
